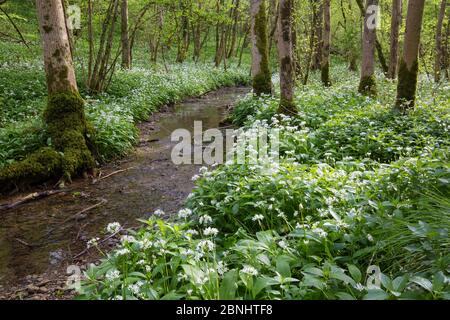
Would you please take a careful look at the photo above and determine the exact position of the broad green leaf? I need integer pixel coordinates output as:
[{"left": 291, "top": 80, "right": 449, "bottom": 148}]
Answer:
[
  {"left": 347, "top": 264, "right": 362, "bottom": 283},
  {"left": 219, "top": 270, "right": 237, "bottom": 300},
  {"left": 363, "top": 289, "right": 389, "bottom": 300},
  {"left": 410, "top": 276, "right": 433, "bottom": 292}
]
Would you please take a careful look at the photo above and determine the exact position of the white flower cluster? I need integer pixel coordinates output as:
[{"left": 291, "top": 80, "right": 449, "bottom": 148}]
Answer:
[{"left": 106, "top": 222, "right": 121, "bottom": 234}]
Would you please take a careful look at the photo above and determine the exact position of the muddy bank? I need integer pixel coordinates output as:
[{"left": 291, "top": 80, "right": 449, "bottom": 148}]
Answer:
[{"left": 0, "top": 86, "right": 250, "bottom": 299}]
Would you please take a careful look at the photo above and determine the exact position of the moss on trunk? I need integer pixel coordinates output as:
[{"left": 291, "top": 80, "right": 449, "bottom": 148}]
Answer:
[
  {"left": 0, "top": 91, "right": 95, "bottom": 192},
  {"left": 252, "top": 0, "right": 272, "bottom": 96},
  {"left": 278, "top": 98, "right": 297, "bottom": 115},
  {"left": 321, "top": 62, "right": 331, "bottom": 87},
  {"left": 358, "top": 75, "right": 377, "bottom": 96},
  {"left": 395, "top": 58, "right": 419, "bottom": 110}
]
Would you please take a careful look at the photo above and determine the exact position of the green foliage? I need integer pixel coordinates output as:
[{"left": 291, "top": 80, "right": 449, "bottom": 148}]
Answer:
[
  {"left": 78, "top": 66, "right": 449, "bottom": 300},
  {"left": 0, "top": 62, "right": 250, "bottom": 168}
]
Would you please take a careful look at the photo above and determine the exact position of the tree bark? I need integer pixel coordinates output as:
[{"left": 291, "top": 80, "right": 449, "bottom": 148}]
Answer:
[
  {"left": 250, "top": 0, "right": 272, "bottom": 95},
  {"left": 387, "top": 0, "right": 402, "bottom": 79},
  {"left": 396, "top": 0, "right": 426, "bottom": 110},
  {"left": 356, "top": 0, "right": 388, "bottom": 75},
  {"left": 228, "top": 0, "right": 240, "bottom": 58},
  {"left": 277, "top": 0, "right": 295, "bottom": 114},
  {"left": 87, "top": 0, "right": 94, "bottom": 85},
  {"left": 321, "top": 0, "right": 331, "bottom": 86},
  {"left": 435, "top": 0, "right": 447, "bottom": 82},
  {"left": 358, "top": 0, "right": 378, "bottom": 95},
  {"left": 312, "top": 0, "right": 323, "bottom": 71},
  {"left": 176, "top": 0, "right": 190, "bottom": 63},
  {"left": 121, "top": 0, "right": 131, "bottom": 69}
]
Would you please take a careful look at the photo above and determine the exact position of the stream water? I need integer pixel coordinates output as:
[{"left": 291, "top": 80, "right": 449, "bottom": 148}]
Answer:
[{"left": 0, "top": 86, "right": 250, "bottom": 288}]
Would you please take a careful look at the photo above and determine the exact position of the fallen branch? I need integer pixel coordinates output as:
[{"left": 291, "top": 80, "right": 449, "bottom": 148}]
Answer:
[
  {"left": 91, "top": 167, "right": 134, "bottom": 184},
  {"left": 61, "top": 199, "right": 107, "bottom": 224},
  {"left": 0, "top": 190, "right": 66, "bottom": 211}
]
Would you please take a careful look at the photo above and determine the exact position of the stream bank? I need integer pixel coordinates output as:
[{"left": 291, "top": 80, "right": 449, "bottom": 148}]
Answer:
[{"left": 0, "top": 86, "right": 250, "bottom": 299}]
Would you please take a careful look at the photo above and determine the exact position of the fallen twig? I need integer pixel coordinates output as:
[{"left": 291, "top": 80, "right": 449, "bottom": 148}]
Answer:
[
  {"left": 61, "top": 199, "right": 108, "bottom": 224},
  {"left": 14, "top": 238, "right": 34, "bottom": 248},
  {"left": 0, "top": 190, "right": 66, "bottom": 211},
  {"left": 91, "top": 167, "right": 134, "bottom": 184}
]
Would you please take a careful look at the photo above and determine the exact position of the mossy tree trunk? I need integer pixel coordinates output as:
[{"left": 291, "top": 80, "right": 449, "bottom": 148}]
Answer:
[
  {"left": 0, "top": 0, "right": 95, "bottom": 191},
  {"left": 176, "top": 0, "right": 190, "bottom": 63},
  {"left": 395, "top": 0, "right": 426, "bottom": 110},
  {"left": 358, "top": 0, "right": 378, "bottom": 96},
  {"left": 250, "top": 0, "right": 272, "bottom": 96},
  {"left": 121, "top": 0, "right": 131, "bottom": 69},
  {"left": 321, "top": 0, "right": 331, "bottom": 87},
  {"left": 387, "top": 0, "right": 402, "bottom": 79},
  {"left": 312, "top": 0, "right": 323, "bottom": 71},
  {"left": 435, "top": 0, "right": 447, "bottom": 83},
  {"left": 277, "top": 0, "right": 295, "bottom": 114}
]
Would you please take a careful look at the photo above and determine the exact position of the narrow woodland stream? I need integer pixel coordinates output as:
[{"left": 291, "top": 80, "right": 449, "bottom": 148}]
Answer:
[{"left": 0, "top": 86, "right": 250, "bottom": 293}]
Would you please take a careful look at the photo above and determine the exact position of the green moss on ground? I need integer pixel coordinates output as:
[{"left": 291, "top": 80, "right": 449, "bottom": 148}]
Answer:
[
  {"left": 0, "top": 91, "right": 94, "bottom": 191},
  {"left": 0, "top": 147, "right": 62, "bottom": 191}
]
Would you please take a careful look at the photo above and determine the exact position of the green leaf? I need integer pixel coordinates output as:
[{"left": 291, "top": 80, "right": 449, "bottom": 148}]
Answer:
[
  {"left": 380, "top": 273, "right": 393, "bottom": 291},
  {"left": 410, "top": 276, "right": 433, "bottom": 292},
  {"left": 257, "top": 253, "right": 271, "bottom": 266},
  {"left": 347, "top": 264, "right": 362, "bottom": 283},
  {"left": 392, "top": 275, "right": 408, "bottom": 292},
  {"left": 363, "top": 289, "right": 389, "bottom": 300},
  {"left": 276, "top": 257, "right": 291, "bottom": 278},
  {"left": 432, "top": 271, "right": 446, "bottom": 292},
  {"left": 302, "top": 274, "right": 325, "bottom": 290},
  {"left": 232, "top": 203, "right": 239, "bottom": 214},
  {"left": 303, "top": 267, "right": 324, "bottom": 277},
  {"left": 219, "top": 270, "right": 237, "bottom": 300},
  {"left": 160, "top": 291, "right": 184, "bottom": 300},
  {"left": 336, "top": 292, "right": 356, "bottom": 300},
  {"left": 252, "top": 277, "right": 270, "bottom": 298}
]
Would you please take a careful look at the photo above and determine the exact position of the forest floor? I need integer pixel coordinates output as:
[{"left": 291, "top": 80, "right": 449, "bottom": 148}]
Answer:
[{"left": 0, "top": 86, "right": 250, "bottom": 300}]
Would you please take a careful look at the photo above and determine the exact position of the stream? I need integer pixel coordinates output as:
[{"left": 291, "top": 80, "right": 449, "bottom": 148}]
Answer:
[{"left": 0, "top": 86, "right": 250, "bottom": 292}]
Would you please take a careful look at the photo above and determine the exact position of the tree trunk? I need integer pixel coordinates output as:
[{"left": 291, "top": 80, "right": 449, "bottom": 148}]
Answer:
[
  {"left": 176, "top": 0, "right": 189, "bottom": 63},
  {"left": 268, "top": 0, "right": 279, "bottom": 55},
  {"left": 356, "top": 0, "right": 388, "bottom": 75},
  {"left": 321, "top": 0, "right": 331, "bottom": 86},
  {"left": 0, "top": 0, "right": 95, "bottom": 191},
  {"left": 387, "top": 0, "right": 402, "bottom": 79},
  {"left": 250, "top": 0, "right": 272, "bottom": 95},
  {"left": 312, "top": 0, "right": 323, "bottom": 71},
  {"left": 358, "top": 0, "right": 378, "bottom": 95},
  {"left": 277, "top": 0, "right": 295, "bottom": 114},
  {"left": 87, "top": 0, "right": 94, "bottom": 85},
  {"left": 396, "top": 0, "right": 426, "bottom": 110},
  {"left": 227, "top": 0, "right": 240, "bottom": 58},
  {"left": 435, "top": 0, "right": 447, "bottom": 82},
  {"left": 121, "top": 0, "right": 131, "bottom": 69}
]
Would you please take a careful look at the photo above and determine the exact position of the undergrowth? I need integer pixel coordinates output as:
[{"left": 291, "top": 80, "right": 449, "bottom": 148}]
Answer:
[
  {"left": 0, "top": 63, "right": 250, "bottom": 167},
  {"left": 78, "top": 66, "right": 449, "bottom": 300}
]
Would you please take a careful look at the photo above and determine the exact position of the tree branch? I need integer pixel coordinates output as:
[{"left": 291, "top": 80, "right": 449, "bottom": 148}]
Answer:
[{"left": 0, "top": 6, "right": 31, "bottom": 50}]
